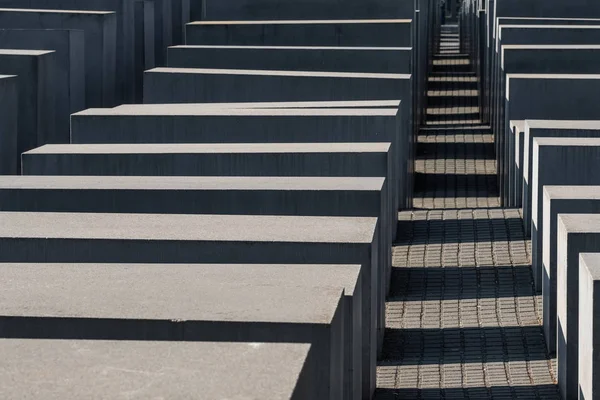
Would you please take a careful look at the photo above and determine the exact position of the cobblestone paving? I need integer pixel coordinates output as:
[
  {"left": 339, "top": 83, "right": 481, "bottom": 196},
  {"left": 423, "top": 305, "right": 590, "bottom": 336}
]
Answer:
[{"left": 374, "top": 24, "right": 560, "bottom": 399}]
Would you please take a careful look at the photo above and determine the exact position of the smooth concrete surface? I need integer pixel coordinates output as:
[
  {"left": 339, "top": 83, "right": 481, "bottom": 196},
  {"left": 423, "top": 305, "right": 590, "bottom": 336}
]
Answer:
[
  {"left": 167, "top": 45, "right": 413, "bottom": 73},
  {"left": 0, "top": 0, "right": 139, "bottom": 104},
  {"left": 505, "top": 74, "right": 600, "bottom": 235},
  {"left": 542, "top": 185, "right": 600, "bottom": 355},
  {"left": 525, "top": 121, "right": 600, "bottom": 292},
  {"left": 579, "top": 253, "right": 600, "bottom": 400},
  {"left": 143, "top": 67, "right": 412, "bottom": 104},
  {"left": 556, "top": 214, "right": 600, "bottom": 400},
  {"left": 0, "top": 211, "right": 379, "bottom": 398},
  {"left": 0, "top": 263, "right": 345, "bottom": 398},
  {"left": 0, "top": 339, "right": 314, "bottom": 399},
  {"left": 171, "top": 0, "right": 189, "bottom": 46},
  {"left": 0, "top": 75, "right": 17, "bottom": 174},
  {"left": 134, "top": 0, "right": 155, "bottom": 102},
  {"left": 0, "top": 50, "right": 56, "bottom": 169},
  {"left": 146, "top": 0, "right": 172, "bottom": 65},
  {"left": 0, "top": 29, "right": 85, "bottom": 136},
  {"left": 196, "top": 0, "right": 415, "bottom": 21},
  {"left": 185, "top": 19, "right": 413, "bottom": 47},
  {"left": 509, "top": 119, "right": 524, "bottom": 207},
  {"left": 0, "top": 8, "right": 117, "bottom": 107},
  {"left": 115, "top": 99, "right": 402, "bottom": 108}
]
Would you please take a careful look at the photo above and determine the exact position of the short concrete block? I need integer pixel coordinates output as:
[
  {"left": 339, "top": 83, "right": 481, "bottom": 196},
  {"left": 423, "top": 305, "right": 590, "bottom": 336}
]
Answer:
[
  {"left": 0, "top": 8, "right": 117, "bottom": 107},
  {"left": 526, "top": 122, "right": 600, "bottom": 292},
  {"left": 0, "top": 75, "right": 17, "bottom": 174},
  {"left": 542, "top": 185, "right": 600, "bottom": 356},
  {"left": 185, "top": 19, "right": 413, "bottom": 47},
  {"left": 579, "top": 253, "right": 600, "bottom": 400},
  {"left": 143, "top": 67, "right": 412, "bottom": 104},
  {"left": 0, "top": 29, "right": 85, "bottom": 137},
  {"left": 0, "top": 339, "right": 315, "bottom": 399},
  {"left": 197, "top": 0, "right": 414, "bottom": 20},
  {"left": 167, "top": 45, "right": 412, "bottom": 74},
  {"left": 0, "top": 50, "right": 56, "bottom": 167},
  {"left": 556, "top": 214, "right": 600, "bottom": 400},
  {"left": 0, "top": 211, "right": 380, "bottom": 398}
]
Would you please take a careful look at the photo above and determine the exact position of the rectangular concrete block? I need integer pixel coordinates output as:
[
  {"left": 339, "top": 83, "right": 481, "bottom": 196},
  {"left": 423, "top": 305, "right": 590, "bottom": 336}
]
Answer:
[
  {"left": 542, "top": 185, "right": 600, "bottom": 356},
  {"left": 134, "top": 0, "right": 155, "bottom": 103},
  {"left": 0, "top": 75, "right": 17, "bottom": 174},
  {"left": 0, "top": 8, "right": 117, "bottom": 107},
  {"left": 0, "top": 263, "right": 346, "bottom": 398},
  {"left": 579, "top": 253, "right": 600, "bottom": 400},
  {"left": 146, "top": 0, "right": 172, "bottom": 65},
  {"left": 526, "top": 121, "right": 600, "bottom": 293},
  {"left": 504, "top": 74, "right": 600, "bottom": 236},
  {"left": 167, "top": 45, "right": 412, "bottom": 74},
  {"left": 0, "top": 29, "right": 85, "bottom": 137},
  {"left": 0, "top": 211, "right": 379, "bottom": 398},
  {"left": 509, "top": 119, "right": 524, "bottom": 207},
  {"left": 185, "top": 19, "right": 413, "bottom": 47},
  {"left": 0, "top": 50, "right": 56, "bottom": 169},
  {"left": 196, "top": 0, "right": 415, "bottom": 20},
  {"left": 171, "top": 0, "right": 190, "bottom": 46},
  {"left": 556, "top": 214, "right": 600, "bottom": 400},
  {"left": 0, "top": 339, "right": 315, "bottom": 399}
]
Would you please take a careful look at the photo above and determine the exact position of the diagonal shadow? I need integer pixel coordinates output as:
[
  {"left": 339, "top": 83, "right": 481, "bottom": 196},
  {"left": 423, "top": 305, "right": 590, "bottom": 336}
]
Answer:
[
  {"left": 374, "top": 385, "right": 560, "bottom": 399},
  {"left": 413, "top": 173, "right": 499, "bottom": 199}
]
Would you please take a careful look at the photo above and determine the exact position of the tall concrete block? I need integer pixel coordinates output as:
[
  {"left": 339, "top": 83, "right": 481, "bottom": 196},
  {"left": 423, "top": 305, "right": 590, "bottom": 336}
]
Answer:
[
  {"left": 134, "top": 0, "right": 155, "bottom": 102},
  {"left": 0, "top": 211, "right": 379, "bottom": 398},
  {"left": 0, "top": 8, "right": 117, "bottom": 107},
  {"left": 579, "top": 253, "right": 600, "bottom": 400},
  {"left": 0, "top": 50, "right": 56, "bottom": 170},
  {"left": 185, "top": 19, "right": 413, "bottom": 47},
  {"left": 0, "top": 340, "right": 315, "bottom": 399},
  {"left": 0, "top": 29, "right": 85, "bottom": 138},
  {"left": 556, "top": 214, "right": 600, "bottom": 400},
  {"left": 0, "top": 0, "right": 141, "bottom": 104},
  {"left": 0, "top": 263, "right": 345, "bottom": 399},
  {"left": 196, "top": 0, "right": 415, "bottom": 20},
  {"left": 509, "top": 120, "right": 524, "bottom": 207},
  {"left": 171, "top": 0, "right": 189, "bottom": 46},
  {"left": 146, "top": 0, "right": 172, "bottom": 65},
  {"left": 0, "top": 75, "right": 17, "bottom": 174},
  {"left": 167, "top": 45, "right": 413, "bottom": 74},
  {"left": 143, "top": 68, "right": 412, "bottom": 103},
  {"left": 542, "top": 185, "right": 600, "bottom": 355},
  {"left": 526, "top": 121, "right": 600, "bottom": 293},
  {"left": 504, "top": 74, "right": 600, "bottom": 236}
]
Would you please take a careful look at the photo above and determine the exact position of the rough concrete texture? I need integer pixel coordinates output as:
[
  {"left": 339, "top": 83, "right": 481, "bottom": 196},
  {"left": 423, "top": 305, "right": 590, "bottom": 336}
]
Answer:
[
  {"left": 542, "top": 185, "right": 600, "bottom": 355},
  {"left": 0, "top": 211, "right": 379, "bottom": 397},
  {"left": 578, "top": 253, "right": 600, "bottom": 400},
  {"left": 0, "top": 75, "right": 17, "bottom": 174},
  {"left": 195, "top": 0, "right": 414, "bottom": 21},
  {"left": 0, "top": 8, "right": 117, "bottom": 107},
  {"left": 0, "top": 339, "right": 314, "bottom": 399},
  {"left": 556, "top": 214, "right": 600, "bottom": 400},
  {"left": 0, "top": 29, "right": 85, "bottom": 137},
  {"left": 0, "top": 50, "right": 56, "bottom": 168},
  {"left": 185, "top": 19, "right": 413, "bottom": 47},
  {"left": 143, "top": 67, "right": 412, "bottom": 104},
  {"left": 525, "top": 121, "right": 600, "bottom": 292},
  {"left": 167, "top": 45, "right": 412, "bottom": 73},
  {"left": 0, "top": 263, "right": 345, "bottom": 398}
]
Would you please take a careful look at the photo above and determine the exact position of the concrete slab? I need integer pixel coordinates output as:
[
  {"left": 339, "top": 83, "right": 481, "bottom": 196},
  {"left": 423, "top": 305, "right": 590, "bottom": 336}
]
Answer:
[
  {"left": 0, "top": 211, "right": 379, "bottom": 398},
  {"left": 0, "top": 75, "right": 17, "bottom": 174},
  {"left": 0, "top": 29, "right": 85, "bottom": 137},
  {"left": 0, "top": 50, "right": 56, "bottom": 170},
  {"left": 143, "top": 67, "right": 412, "bottom": 103},
  {"left": 0, "top": 263, "right": 345, "bottom": 398},
  {"left": 0, "top": 8, "right": 117, "bottom": 107},
  {"left": 0, "top": 339, "right": 314, "bottom": 399},
  {"left": 115, "top": 99, "right": 402, "bottom": 108},
  {"left": 578, "top": 253, "right": 600, "bottom": 400},
  {"left": 167, "top": 45, "right": 412, "bottom": 74},
  {"left": 185, "top": 19, "right": 413, "bottom": 47},
  {"left": 542, "top": 185, "right": 600, "bottom": 355},
  {"left": 556, "top": 214, "right": 600, "bottom": 400},
  {"left": 133, "top": 0, "right": 155, "bottom": 102},
  {"left": 504, "top": 74, "right": 600, "bottom": 235},
  {"left": 196, "top": 0, "right": 415, "bottom": 20}
]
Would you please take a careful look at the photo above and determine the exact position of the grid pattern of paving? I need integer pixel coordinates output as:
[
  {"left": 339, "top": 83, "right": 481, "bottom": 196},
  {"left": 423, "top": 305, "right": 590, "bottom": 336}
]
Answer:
[{"left": 374, "top": 23, "right": 560, "bottom": 399}]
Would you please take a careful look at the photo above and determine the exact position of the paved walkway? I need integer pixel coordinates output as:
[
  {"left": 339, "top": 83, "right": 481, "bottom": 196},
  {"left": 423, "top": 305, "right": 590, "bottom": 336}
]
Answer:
[{"left": 374, "top": 24, "right": 561, "bottom": 399}]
